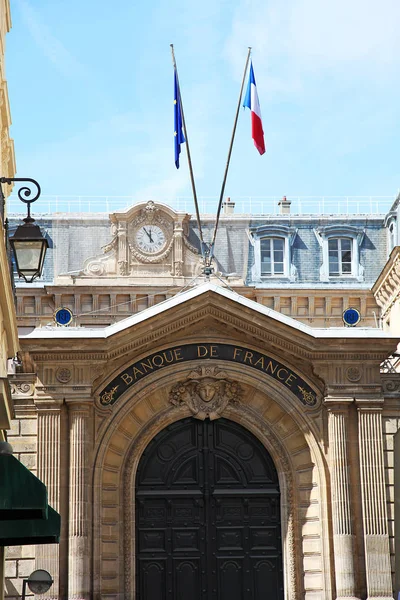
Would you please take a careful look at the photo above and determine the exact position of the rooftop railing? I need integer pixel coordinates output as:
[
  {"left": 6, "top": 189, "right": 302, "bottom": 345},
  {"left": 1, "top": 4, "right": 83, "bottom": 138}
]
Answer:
[{"left": 6, "top": 194, "right": 397, "bottom": 216}]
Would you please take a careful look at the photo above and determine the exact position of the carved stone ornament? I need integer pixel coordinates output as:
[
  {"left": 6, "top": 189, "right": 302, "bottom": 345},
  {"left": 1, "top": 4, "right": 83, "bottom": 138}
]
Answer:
[
  {"left": 56, "top": 367, "right": 72, "bottom": 383},
  {"left": 382, "top": 376, "right": 400, "bottom": 396},
  {"left": 118, "top": 260, "right": 129, "bottom": 276},
  {"left": 129, "top": 201, "right": 175, "bottom": 264},
  {"left": 345, "top": 366, "right": 362, "bottom": 382},
  {"left": 84, "top": 260, "right": 106, "bottom": 276},
  {"left": 10, "top": 382, "right": 34, "bottom": 397},
  {"left": 169, "top": 366, "right": 243, "bottom": 420}
]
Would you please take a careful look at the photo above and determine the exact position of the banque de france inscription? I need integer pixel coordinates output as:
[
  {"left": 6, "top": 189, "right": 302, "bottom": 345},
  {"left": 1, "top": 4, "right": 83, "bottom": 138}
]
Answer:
[{"left": 100, "top": 343, "right": 317, "bottom": 407}]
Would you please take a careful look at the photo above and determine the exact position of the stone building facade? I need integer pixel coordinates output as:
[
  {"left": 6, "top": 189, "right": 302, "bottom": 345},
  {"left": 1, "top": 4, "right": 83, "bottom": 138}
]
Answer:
[
  {"left": 5, "top": 198, "right": 400, "bottom": 599},
  {"left": 0, "top": 0, "right": 19, "bottom": 597},
  {"left": 9, "top": 200, "right": 393, "bottom": 330}
]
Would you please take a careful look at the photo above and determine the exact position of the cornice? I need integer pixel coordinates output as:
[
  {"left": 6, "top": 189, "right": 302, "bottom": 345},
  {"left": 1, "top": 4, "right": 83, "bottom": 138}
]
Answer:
[
  {"left": 21, "top": 300, "right": 393, "bottom": 367},
  {"left": 26, "top": 353, "right": 106, "bottom": 362},
  {"left": 372, "top": 246, "right": 400, "bottom": 316},
  {"left": 373, "top": 246, "right": 400, "bottom": 293}
]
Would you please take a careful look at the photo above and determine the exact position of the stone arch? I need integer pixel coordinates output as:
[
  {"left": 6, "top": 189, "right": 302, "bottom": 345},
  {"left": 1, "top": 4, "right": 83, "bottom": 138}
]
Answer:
[{"left": 92, "top": 361, "right": 331, "bottom": 600}]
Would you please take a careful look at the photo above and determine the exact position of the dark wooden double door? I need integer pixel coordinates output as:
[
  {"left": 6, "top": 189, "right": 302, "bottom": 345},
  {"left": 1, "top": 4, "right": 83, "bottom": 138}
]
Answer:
[{"left": 136, "top": 418, "right": 284, "bottom": 600}]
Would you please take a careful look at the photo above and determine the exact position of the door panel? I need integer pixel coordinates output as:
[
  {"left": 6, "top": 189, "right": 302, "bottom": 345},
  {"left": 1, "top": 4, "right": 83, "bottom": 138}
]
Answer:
[
  {"left": 136, "top": 418, "right": 284, "bottom": 599},
  {"left": 138, "top": 559, "right": 166, "bottom": 600},
  {"left": 174, "top": 558, "right": 201, "bottom": 600},
  {"left": 218, "top": 560, "right": 243, "bottom": 600}
]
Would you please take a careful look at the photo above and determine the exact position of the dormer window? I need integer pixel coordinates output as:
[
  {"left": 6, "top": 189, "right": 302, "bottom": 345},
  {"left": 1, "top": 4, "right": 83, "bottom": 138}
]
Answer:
[
  {"left": 249, "top": 225, "right": 298, "bottom": 283},
  {"left": 314, "top": 225, "right": 365, "bottom": 282},
  {"left": 328, "top": 238, "right": 352, "bottom": 276},
  {"left": 260, "top": 237, "right": 284, "bottom": 276}
]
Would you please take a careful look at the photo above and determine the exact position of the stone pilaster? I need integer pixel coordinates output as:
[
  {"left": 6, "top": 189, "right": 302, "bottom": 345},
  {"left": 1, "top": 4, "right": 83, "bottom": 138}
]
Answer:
[
  {"left": 35, "top": 403, "right": 62, "bottom": 600},
  {"left": 356, "top": 399, "right": 392, "bottom": 600},
  {"left": 117, "top": 220, "right": 128, "bottom": 275},
  {"left": 68, "top": 402, "right": 92, "bottom": 600},
  {"left": 173, "top": 223, "right": 183, "bottom": 276},
  {"left": 326, "top": 399, "right": 360, "bottom": 600}
]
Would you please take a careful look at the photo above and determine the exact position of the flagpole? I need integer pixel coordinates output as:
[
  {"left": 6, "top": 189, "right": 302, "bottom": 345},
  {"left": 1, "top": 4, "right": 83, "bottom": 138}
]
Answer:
[
  {"left": 170, "top": 44, "right": 206, "bottom": 260},
  {"left": 208, "top": 47, "right": 252, "bottom": 266}
]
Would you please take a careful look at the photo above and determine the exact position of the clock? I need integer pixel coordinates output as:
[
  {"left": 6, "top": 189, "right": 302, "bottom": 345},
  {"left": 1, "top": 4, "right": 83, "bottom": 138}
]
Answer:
[{"left": 135, "top": 224, "right": 167, "bottom": 254}]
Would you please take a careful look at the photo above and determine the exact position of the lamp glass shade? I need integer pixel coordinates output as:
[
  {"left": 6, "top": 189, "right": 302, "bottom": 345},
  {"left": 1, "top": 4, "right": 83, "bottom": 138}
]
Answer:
[{"left": 10, "top": 223, "right": 48, "bottom": 283}]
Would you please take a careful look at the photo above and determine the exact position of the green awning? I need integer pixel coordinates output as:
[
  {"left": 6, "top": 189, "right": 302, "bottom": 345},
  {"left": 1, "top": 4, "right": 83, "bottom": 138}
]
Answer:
[
  {"left": 0, "top": 453, "right": 48, "bottom": 520},
  {"left": 0, "top": 505, "right": 60, "bottom": 545}
]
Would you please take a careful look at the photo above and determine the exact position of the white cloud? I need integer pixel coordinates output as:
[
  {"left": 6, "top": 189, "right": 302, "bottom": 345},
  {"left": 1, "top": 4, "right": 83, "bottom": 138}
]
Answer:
[
  {"left": 14, "top": 0, "right": 87, "bottom": 79},
  {"left": 225, "top": 0, "right": 400, "bottom": 95},
  {"left": 288, "top": 0, "right": 399, "bottom": 68}
]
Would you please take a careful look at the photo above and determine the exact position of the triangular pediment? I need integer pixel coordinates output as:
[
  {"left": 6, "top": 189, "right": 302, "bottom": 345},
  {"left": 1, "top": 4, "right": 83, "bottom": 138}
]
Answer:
[{"left": 20, "top": 283, "right": 398, "bottom": 365}]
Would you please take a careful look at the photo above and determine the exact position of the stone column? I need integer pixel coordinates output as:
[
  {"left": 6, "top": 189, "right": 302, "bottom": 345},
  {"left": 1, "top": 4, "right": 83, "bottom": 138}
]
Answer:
[
  {"left": 35, "top": 403, "right": 62, "bottom": 600},
  {"left": 356, "top": 400, "right": 392, "bottom": 599},
  {"left": 326, "top": 400, "right": 360, "bottom": 600},
  {"left": 68, "top": 402, "right": 92, "bottom": 600}
]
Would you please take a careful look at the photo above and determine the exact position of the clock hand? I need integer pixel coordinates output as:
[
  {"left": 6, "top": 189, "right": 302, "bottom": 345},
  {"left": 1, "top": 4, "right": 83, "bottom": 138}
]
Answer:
[{"left": 143, "top": 227, "right": 153, "bottom": 243}]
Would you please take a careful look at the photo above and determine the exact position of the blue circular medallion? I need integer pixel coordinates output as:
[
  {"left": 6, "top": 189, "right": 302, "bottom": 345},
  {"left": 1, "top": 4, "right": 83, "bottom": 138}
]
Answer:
[
  {"left": 54, "top": 307, "right": 73, "bottom": 327},
  {"left": 343, "top": 307, "right": 361, "bottom": 327}
]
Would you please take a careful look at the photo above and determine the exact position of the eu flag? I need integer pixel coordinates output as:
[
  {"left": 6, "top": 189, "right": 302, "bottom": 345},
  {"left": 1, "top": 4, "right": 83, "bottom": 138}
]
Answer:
[{"left": 174, "top": 70, "right": 185, "bottom": 168}]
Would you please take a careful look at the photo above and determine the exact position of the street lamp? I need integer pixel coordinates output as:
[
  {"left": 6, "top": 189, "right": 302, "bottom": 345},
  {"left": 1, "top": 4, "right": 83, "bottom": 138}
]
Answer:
[{"left": 1, "top": 177, "right": 48, "bottom": 283}]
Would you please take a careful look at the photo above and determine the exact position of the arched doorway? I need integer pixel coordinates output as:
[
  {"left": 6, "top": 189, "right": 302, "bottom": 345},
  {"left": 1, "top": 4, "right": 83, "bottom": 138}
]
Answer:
[{"left": 135, "top": 417, "right": 284, "bottom": 599}]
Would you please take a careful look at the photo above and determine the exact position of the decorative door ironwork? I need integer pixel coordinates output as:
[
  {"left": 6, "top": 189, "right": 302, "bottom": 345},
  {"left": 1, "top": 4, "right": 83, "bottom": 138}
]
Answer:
[{"left": 135, "top": 417, "right": 284, "bottom": 599}]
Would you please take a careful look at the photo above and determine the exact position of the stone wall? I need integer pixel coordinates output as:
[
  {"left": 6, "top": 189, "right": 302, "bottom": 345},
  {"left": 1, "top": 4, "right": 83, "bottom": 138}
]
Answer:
[{"left": 4, "top": 400, "right": 37, "bottom": 598}]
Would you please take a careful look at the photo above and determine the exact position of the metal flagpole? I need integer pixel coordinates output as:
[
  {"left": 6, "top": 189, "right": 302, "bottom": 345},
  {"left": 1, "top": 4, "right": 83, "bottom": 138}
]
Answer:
[
  {"left": 170, "top": 44, "right": 207, "bottom": 262},
  {"left": 208, "top": 46, "right": 252, "bottom": 266}
]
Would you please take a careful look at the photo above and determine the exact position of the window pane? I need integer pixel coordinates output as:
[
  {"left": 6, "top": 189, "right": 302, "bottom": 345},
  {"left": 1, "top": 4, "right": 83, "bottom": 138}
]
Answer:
[
  {"left": 260, "top": 239, "right": 270, "bottom": 254},
  {"left": 260, "top": 239, "right": 271, "bottom": 275},
  {"left": 342, "top": 262, "right": 351, "bottom": 273},
  {"left": 342, "top": 250, "right": 351, "bottom": 263},
  {"left": 329, "top": 256, "right": 339, "bottom": 275},
  {"left": 272, "top": 239, "right": 284, "bottom": 275},
  {"left": 273, "top": 238, "right": 284, "bottom": 251},
  {"left": 328, "top": 237, "right": 353, "bottom": 276},
  {"left": 261, "top": 241, "right": 271, "bottom": 274},
  {"left": 328, "top": 239, "right": 338, "bottom": 251},
  {"left": 341, "top": 238, "right": 352, "bottom": 275},
  {"left": 261, "top": 261, "right": 271, "bottom": 275},
  {"left": 341, "top": 239, "right": 351, "bottom": 251},
  {"left": 260, "top": 238, "right": 287, "bottom": 276}
]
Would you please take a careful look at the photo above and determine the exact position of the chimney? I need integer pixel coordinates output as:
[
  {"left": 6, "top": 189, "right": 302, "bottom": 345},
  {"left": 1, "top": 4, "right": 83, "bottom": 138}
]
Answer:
[
  {"left": 278, "top": 195, "right": 291, "bottom": 214},
  {"left": 223, "top": 196, "right": 235, "bottom": 215}
]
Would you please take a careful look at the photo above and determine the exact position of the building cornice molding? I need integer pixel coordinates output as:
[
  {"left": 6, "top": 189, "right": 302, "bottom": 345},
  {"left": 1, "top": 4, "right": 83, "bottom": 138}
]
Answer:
[
  {"left": 372, "top": 246, "right": 400, "bottom": 318},
  {"left": 19, "top": 295, "right": 396, "bottom": 369}
]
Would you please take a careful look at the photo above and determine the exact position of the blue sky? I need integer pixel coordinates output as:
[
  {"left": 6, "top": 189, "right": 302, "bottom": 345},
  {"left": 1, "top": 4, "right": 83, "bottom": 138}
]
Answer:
[{"left": 6, "top": 0, "right": 400, "bottom": 212}]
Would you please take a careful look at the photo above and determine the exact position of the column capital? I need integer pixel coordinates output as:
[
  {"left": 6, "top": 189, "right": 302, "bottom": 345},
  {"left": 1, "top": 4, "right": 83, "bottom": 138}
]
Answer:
[
  {"left": 324, "top": 396, "right": 354, "bottom": 411},
  {"left": 65, "top": 398, "right": 92, "bottom": 411},
  {"left": 35, "top": 397, "right": 63, "bottom": 411},
  {"left": 355, "top": 396, "right": 384, "bottom": 410}
]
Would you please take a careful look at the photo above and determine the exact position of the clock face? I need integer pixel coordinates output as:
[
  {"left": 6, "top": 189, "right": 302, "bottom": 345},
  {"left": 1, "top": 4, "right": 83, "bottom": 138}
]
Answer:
[{"left": 135, "top": 225, "right": 166, "bottom": 254}]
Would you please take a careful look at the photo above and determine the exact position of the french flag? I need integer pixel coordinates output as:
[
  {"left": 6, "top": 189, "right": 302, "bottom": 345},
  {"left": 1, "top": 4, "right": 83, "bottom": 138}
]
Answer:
[{"left": 243, "top": 61, "right": 265, "bottom": 155}]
